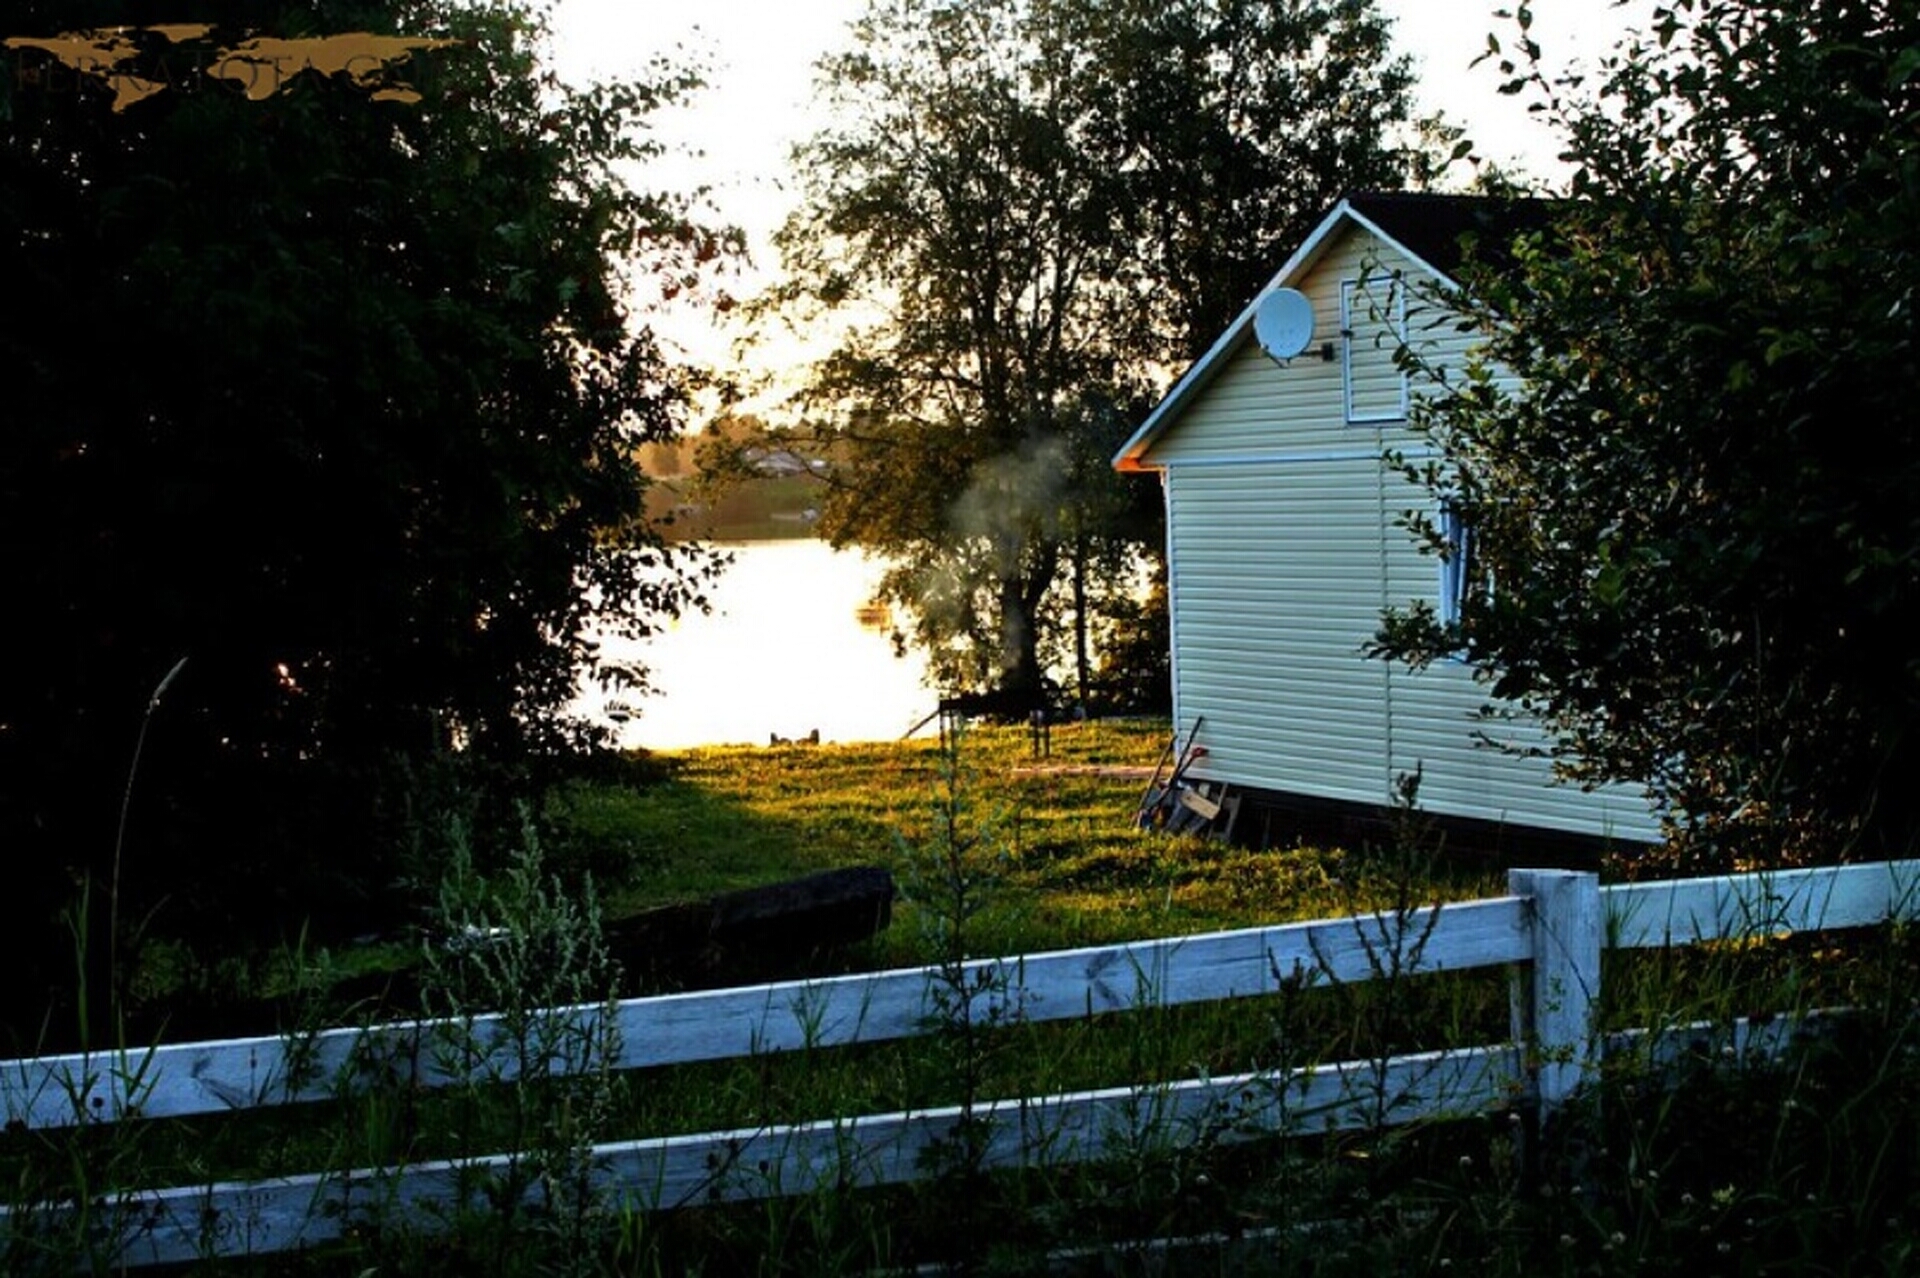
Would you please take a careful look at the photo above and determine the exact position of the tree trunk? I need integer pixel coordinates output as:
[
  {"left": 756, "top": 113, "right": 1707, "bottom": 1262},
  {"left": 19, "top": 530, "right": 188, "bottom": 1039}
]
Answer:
[
  {"left": 1071, "top": 535, "right": 1090, "bottom": 709},
  {"left": 995, "top": 542, "right": 1057, "bottom": 696},
  {"left": 998, "top": 572, "right": 1044, "bottom": 693}
]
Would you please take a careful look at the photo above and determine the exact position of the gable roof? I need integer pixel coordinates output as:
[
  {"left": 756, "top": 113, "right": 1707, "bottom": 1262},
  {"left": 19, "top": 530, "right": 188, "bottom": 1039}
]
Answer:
[
  {"left": 1342, "top": 191, "right": 1555, "bottom": 279},
  {"left": 1112, "top": 192, "right": 1553, "bottom": 472}
]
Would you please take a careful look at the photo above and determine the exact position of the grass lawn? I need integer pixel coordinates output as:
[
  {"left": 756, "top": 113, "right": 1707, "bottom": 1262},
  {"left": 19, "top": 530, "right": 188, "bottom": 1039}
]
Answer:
[
  {"left": 548, "top": 718, "right": 1505, "bottom": 971},
  {"left": 12, "top": 723, "right": 1920, "bottom": 1275}
]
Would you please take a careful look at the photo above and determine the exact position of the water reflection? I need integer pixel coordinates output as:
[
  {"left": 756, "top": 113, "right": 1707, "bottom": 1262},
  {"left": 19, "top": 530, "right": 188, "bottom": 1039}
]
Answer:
[{"left": 578, "top": 540, "right": 936, "bottom": 749}]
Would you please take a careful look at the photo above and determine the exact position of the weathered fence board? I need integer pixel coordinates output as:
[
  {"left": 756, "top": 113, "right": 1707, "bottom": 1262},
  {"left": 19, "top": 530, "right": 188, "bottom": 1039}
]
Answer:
[
  {"left": 87, "top": 1044, "right": 1523, "bottom": 1269},
  {"left": 1603, "top": 1008, "right": 1849, "bottom": 1074},
  {"left": 1511, "top": 870, "right": 1602, "bottom": 1109},
  {"left": 1604, "top": 860, "right": 1920, "bottom": 949},
  {"left": 0, "top": 897, "right": 1528, "bottom": 1131},
  {"left": 5, "top": 859, "right": 1915, "bottom": 1268}
]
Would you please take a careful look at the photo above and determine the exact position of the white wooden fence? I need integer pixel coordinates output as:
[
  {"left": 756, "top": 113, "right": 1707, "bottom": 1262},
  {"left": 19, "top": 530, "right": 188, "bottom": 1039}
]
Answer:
[{"left": 4, "top": 859, "right": 1916, "bottom": 1267}]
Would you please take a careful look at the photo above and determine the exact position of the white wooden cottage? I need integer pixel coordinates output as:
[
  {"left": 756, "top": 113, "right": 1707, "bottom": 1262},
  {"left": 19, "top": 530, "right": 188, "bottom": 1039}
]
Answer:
[{"left": 1113, "top": 193, "right": 1659, "bottom": 854}]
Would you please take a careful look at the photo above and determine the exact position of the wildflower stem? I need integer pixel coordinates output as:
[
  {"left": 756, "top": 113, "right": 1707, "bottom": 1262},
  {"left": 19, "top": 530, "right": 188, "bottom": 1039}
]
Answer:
[{"left": 110, "top": 656, "right": 187, "bottom": 1010}]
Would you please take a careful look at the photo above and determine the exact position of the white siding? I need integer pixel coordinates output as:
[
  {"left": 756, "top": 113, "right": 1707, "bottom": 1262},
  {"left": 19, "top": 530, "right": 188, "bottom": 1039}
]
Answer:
[
  {"left": 1167, "top": 454, "right": 1392, "bottom": 806},
  {"left": 1143, "top": 222, "right": 1660, "bottom": 843},
  {"left": 1379, "top": 497, "right": 1656, "bottom": 841},
  {"left": 1342, "top": 276, "right": 1409, "bottom": 423}
]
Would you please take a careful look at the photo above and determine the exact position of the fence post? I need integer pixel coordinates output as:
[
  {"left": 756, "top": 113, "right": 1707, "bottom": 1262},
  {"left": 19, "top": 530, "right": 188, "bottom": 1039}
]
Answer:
[{"left": 1509, "top": 869, "right": 1602, "bottom": 1121}]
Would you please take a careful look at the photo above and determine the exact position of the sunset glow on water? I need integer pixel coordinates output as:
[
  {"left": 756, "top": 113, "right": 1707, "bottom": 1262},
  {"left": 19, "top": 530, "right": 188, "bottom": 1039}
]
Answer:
[{"left": 578, "top": 540, "right": 937, "bottom": 749}]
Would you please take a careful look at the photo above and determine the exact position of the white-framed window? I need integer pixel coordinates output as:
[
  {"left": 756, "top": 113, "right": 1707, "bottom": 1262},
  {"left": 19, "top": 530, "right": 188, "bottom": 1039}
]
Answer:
[
  {"left": 1341, "top": 276, "right": 1410, "bottom": 424},
  {"left": 1437, "top": 502, "right": 1474, "bottom": 628}
]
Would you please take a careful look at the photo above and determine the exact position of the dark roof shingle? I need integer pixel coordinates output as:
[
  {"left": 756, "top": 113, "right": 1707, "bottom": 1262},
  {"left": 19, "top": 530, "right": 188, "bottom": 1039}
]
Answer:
[{"left": 1343, "top": 191, "right": 1557, "bottom": 277}]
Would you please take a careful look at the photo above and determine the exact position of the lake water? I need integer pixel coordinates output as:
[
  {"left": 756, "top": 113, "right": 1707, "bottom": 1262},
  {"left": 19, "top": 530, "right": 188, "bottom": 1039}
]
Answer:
[{"left": 575, "top": 540, "right": 939, "bottom": 749}]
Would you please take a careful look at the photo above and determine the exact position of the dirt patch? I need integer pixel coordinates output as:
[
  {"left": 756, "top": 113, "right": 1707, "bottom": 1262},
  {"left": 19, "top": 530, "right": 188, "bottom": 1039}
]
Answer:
[{"left": 1011, "top": 764, "right": 1158, "bottom": 781}]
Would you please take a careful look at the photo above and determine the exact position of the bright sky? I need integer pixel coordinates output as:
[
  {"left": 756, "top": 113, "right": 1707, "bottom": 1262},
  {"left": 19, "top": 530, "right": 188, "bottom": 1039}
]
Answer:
[{"left": 547, "top": 0, "right": 1650, "bottom": 396}]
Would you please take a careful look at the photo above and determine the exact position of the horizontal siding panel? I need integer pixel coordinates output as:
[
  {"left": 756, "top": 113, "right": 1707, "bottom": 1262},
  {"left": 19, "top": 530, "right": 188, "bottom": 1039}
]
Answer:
[
  {"left": 1178, "top": 627, "right": 1372, "bottom": 658},
  {"left": 1189, "top": 760, "right": 1387, "bottom": 807},
  {"left": 1150, "top": 221, "right": 1659, "bottom": 840},
  {"left": 1178, "top": 566, "right": 1380, "bottom": 587},
  {"left": 1178, "top": 583, "right": 1378, "bottom": 606},
  {"left": 1177, "top": 626, "right": 1373, "bottom": 653},
  {"left": 1177, "top": 579, "right": 1379, "bottom": 603},
  {"left": 1178, "top": 546, "right": 1378, "bottom": 569},
  {"left": 1179, "top": 696, "right": 1388, "bottom": 799},
  {"left": 1179, "top": 549, "right": 1378, "bottom": 572},
  {"left": 1180, "top": 642, "right": 1380, "bottom": 689},
  {"left": 1145, "top": 229, "right": 1441, "bottom": 465},
  {"left": 1181, "top": 564, "right": 1378, "bottom": 583},
  {"left": 1180, "top": 682, "right": 1381, "bottom": 719},
  {"left": 1180, "top": 642, "right": 1373, "bottom": 668},
  {"left": 1181, "top": 677, "right": 1387, "bottom": 723},
  {"left": 1179, "top": 612, "right": 1373, "bottom": 639},
  {"left": 1149, "top": 346, "right": 1354, "bottom": 463},
  {"left": 1175, "top": 475, "right": 1379, "bottom": 502},
  {"left": 1181, "top": 539, "right": 1377, "bottom": 559},
  {"left": 1386, "top": 666, "right": 1659, "bottom": 839},
  {"left": 1187, "top": 736, "right": 1384, "bottom": 780},
  {"left": 1169, "top": 447, "right": 1390, "bottom": 806},
  {"left": 1183, "top": 567, "right": 1377, "bottom": 587},
  {"left": 1178, "top": 450, "right": 1379, "bottom": 475},
  {"left": 1344, "top": 275, "right": 1406, "bottom": 424}
]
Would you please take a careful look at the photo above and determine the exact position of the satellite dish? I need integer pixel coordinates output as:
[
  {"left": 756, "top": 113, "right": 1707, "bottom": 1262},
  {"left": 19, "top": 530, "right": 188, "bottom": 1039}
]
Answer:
[{"left": 1253, "top": 287, "right": 1315, "bottom": 363}]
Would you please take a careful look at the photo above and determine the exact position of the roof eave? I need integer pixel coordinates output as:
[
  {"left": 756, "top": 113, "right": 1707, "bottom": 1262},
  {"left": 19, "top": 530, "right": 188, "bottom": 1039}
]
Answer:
[{"left": 1111, "top": 197, "right": 1459, "bottom": 473}]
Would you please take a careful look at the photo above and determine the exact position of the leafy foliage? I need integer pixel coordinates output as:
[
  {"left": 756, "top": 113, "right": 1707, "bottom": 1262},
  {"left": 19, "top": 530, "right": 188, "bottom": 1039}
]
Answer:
[
  {"left": 0, "top": 0, "right": 733, "bottom": 1009},
  {"left": 1377, "top": 0, "right": 1920, "bottom": 869},
  {"left": 763, "top": 0, "right": 1428, "bottom": 702},
  {"left": 1052, "top": 0, "right": 1426, "bottom": 364}
]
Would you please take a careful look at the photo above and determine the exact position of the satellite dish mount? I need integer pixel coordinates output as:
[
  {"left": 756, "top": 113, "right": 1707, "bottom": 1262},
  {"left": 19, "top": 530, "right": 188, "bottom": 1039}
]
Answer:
[{"left": 1253, "top": 288, "right": 1334, "bottom": 364}]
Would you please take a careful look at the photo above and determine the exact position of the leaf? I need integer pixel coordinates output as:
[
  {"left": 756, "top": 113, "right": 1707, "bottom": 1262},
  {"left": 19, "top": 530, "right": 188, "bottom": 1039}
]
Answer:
[
  {"left": 1893, "top": 43, "right": 1920, "bottom": 87},
  {"left": 1369, "top": 0, "right": 1920, "bottom": 866}
]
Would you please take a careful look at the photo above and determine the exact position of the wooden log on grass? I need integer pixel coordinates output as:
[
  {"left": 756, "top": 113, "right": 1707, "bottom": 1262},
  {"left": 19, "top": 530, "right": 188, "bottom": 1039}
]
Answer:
[{"left": 606, "top": 865, "right": 896, "bottom": 985}]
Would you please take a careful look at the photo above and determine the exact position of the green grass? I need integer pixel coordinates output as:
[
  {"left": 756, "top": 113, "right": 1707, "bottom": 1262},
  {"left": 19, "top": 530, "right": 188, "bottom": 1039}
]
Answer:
[
  {"left": 9, "top": 724, "right": 1920, "bottom": 1275},
  {"left": 548, "top": 719, "right": 1505, "bottom": 965}
]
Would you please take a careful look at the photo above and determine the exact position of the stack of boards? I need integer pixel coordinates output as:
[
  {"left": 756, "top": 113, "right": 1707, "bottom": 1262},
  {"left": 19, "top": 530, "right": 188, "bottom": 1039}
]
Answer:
[{"left": 1134, "top": 717, "right": 1240, "bottom": 838}]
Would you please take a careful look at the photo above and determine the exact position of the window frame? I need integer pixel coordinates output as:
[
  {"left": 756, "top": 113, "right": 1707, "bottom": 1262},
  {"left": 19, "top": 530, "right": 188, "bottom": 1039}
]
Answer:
[
  {"left": 1340, "top": 275, "right": 1410, "bottom": 425},
  {"left": 1437, "top": 501, "right": 1477, "bottom": 631}
]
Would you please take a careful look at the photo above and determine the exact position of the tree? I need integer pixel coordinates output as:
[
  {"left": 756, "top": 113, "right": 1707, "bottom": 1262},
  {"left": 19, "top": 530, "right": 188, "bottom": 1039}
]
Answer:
[
  {"left": 1054, "top": 0, "right": 1425, "bottom": 363},
  {"left": 0, "top": 0, "right": 732, "bottom": 1016},
  {"left": 767, "top": 0, "right": 1426, "bottom": 701},
  {"left": 1376, "top": 0, "right": 1920, "bottom": 869}
]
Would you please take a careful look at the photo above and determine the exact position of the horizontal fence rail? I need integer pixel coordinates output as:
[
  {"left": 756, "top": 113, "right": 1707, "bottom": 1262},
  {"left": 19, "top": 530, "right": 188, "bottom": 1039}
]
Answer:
[
  {"left": 95, "top": 1045, "right": 1527, "bottom": 1268},
  {"left": 1605, "top": 860, "right": 1920, "bottom": 949},
  {"left": 2, "top": 858, "right": 1913, "bottom": 1267},
  {"left": 0, "top": 897, "right": 1532, "bottom": 1131}
]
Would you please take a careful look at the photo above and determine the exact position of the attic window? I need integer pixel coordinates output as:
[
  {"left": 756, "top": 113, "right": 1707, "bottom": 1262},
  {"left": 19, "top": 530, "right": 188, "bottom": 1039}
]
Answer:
[{"left": 1341, "top": 276, "right": 1409, "bottom": 424}]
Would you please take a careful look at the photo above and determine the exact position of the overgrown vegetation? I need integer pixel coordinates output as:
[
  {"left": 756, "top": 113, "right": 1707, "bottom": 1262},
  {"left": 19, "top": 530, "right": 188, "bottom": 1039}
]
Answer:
[
  {"left": 3, "top": 726, "right": 1918, "bottom": 1274},
  {"left": 550, "top": 721, "right": 1498, "bottom": 964},
  {"left": 0, "top": 0, "right": 735, "bottom": 1042},
  {"left": 1376, "top": 0, "right": 1920, "bottom": 872}
]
